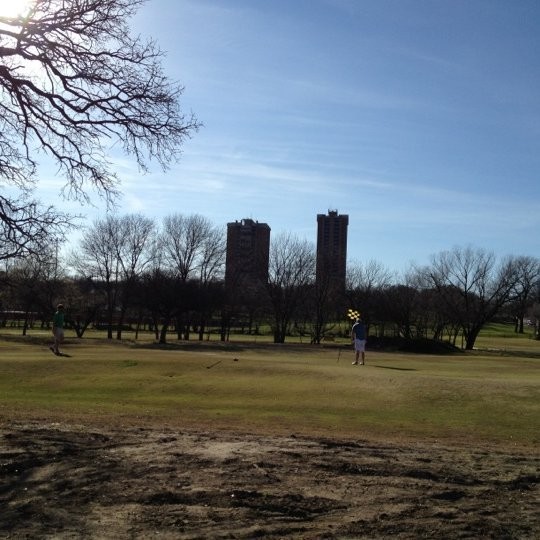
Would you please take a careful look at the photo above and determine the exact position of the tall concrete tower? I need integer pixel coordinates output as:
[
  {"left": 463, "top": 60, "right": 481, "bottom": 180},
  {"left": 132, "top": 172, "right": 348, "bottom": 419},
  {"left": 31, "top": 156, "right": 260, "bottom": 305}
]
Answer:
[
  {"left": 316, "top": 210, "right": 349, "bottom": 291},
  {"left": 225, "top": 218, "right": 270, "bottom": 290}
]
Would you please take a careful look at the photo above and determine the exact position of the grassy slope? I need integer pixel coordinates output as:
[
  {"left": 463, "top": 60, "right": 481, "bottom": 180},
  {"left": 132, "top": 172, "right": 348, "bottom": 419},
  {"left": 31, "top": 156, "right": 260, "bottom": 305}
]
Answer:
[{"left": 1, "top": 336, "right": 538, "bottom": 449}]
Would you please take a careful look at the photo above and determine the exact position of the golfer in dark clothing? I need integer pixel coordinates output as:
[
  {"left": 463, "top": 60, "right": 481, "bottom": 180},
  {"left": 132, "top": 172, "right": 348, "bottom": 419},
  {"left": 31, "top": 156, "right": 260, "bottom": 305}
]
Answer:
[
  {"left": 351, "top": 317, "right": 367, "bottom": 365},
  {"left": 51, "top": 304, "right": 65, "bottom": 355}
]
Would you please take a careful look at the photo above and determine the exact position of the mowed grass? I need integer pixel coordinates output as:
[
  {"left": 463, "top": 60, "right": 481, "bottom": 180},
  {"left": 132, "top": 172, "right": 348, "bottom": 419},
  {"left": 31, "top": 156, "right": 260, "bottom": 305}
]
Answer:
[{"left": 1, "top": 336, "right": 539, "bottom": 449}]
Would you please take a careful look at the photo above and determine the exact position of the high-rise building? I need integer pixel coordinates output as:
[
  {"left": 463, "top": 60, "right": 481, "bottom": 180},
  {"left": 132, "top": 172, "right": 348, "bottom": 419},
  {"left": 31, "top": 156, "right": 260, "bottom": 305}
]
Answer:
[
  {"left": 316, "top": 210, "right": 349, "bottom": 290},
  {"left": 225, "top": 218, "right": 271, "bottom": 290}
]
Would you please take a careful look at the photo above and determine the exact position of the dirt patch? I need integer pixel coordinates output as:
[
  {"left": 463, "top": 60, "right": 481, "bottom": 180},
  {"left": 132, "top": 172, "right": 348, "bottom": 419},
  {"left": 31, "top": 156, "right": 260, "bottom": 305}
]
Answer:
[{"left": 1, "top": 421, "right": 538, "bottom": 539}]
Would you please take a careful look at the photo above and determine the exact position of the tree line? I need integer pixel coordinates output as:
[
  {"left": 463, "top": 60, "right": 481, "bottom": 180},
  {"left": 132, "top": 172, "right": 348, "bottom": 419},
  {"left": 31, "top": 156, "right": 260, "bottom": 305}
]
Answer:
[{"left": 1, "top": 213, "right": 539, "bottom": 350}]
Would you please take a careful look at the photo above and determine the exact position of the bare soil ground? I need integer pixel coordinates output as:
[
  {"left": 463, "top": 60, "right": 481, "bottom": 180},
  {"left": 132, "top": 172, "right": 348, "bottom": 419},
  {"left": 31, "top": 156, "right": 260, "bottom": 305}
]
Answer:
[{"left": 1, "top": 420, "right": 538, "bottom": 539}]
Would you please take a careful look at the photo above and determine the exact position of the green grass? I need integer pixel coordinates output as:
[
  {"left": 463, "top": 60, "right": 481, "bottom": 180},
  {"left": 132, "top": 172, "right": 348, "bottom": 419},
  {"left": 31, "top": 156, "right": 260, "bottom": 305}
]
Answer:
[
  {"left": 1, "top": 335, "right": 539, "bottom": 449},
  {"left": 475, "top": 323, "right": 539, "bottom": 354}
]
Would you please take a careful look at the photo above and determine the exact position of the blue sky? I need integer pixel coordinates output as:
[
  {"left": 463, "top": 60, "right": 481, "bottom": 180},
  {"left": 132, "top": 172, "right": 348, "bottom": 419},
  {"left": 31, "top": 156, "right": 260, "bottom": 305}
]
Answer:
[{"left": 53, "top": 0, "right": 540, "bottom": 272}]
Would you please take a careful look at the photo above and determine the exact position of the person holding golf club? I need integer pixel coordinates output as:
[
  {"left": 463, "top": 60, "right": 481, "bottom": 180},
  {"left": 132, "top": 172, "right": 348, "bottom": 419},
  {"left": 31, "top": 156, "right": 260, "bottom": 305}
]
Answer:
[{"left": 351, "top": 316, "right": 367, "bottom": 365}]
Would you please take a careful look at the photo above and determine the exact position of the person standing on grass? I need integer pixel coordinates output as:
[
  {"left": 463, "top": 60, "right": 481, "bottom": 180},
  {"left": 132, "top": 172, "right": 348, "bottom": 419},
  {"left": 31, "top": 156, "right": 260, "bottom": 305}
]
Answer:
[
  {"left": 351, "top": 317, "right": 367, "bottom": 365},
  {"left": 50, "top": 304, "right": 65, "bottom": 356}
]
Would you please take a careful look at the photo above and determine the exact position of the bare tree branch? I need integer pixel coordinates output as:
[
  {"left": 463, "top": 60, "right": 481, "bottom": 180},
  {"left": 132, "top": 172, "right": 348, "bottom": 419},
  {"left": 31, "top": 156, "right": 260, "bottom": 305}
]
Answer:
[
  {"left": 0, "top": 193, "right": 73, "bottom": 261},
  {"left": 1, "top": 0, "right": 200, "bottom": 260}
]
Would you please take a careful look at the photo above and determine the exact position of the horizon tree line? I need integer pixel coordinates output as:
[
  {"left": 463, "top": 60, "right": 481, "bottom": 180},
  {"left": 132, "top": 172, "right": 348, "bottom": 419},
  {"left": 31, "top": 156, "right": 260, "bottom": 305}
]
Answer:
[{"left": 1, "top": 212, "right": 539, "bottom": 350}]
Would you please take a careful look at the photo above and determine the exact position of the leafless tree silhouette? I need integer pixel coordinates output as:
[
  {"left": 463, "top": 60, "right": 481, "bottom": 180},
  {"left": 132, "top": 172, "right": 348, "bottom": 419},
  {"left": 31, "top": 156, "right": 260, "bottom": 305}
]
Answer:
[{"left": 0, "top": 0, "right": 200, "bottom": 259}]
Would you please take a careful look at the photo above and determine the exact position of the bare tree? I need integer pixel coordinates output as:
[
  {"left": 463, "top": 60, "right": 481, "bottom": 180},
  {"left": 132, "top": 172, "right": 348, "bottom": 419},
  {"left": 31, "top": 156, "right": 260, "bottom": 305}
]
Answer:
[
  {"left": 111, "top": 214, "right": 156, "bottom": 338},
  {"left": 70, "top": 216, "right": 121, "bottom": 338},
  {"left": 3, "top": 246, "right": 63, "bottom": 335},
  {"left": 70, "top": 213, "right": 156, "bottom": 338},
  {"left": 420, "top": 246, "right": 518, "bottom": 350},
  {"left": 0, "top": 196, "right": 72, "bottom": 261},
  {"left": 346, "top": 260, "right": 393, "bottom": 331},
  {"left": 266, "top": 233, "right": 315, "bottom": 343},
  {"left": 193, "top": 227, "right": 225, "bottom": 285},
  {"left": 508, "top": 256, "right": 540, "bottom": 333},
  {"left": 67, "top": 277, "right": 102, "bottom": 338},
  {"left": 307, "top": 269, "right": 339, "bottom": 345},
  {"left": 531, "top": 282, "right": 540, "bottom": 340},
  {"left": 1, "top": 0, "right": 199, "bottom": 258},
  {"left": 376, "top": 284, "right": 416, "bottom": 339},
  {"left": 138, "top": 268, "right": 182, "bottom": 344},
  {"left": 195, "top": 227, "right": 225, "bottom": 339},
  {"left": 160, "top": 213, "right": 224, "bottom": 340},
  {"left": 161, "top": 214, "right": 218, "bottom": 282}
]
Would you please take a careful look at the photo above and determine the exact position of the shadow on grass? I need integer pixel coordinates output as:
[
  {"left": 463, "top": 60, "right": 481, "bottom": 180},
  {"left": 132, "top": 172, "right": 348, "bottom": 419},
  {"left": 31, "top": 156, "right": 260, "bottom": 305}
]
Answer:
[
  {"left": 373, "top": 365, "right": 417, "bottom": 372},
  {"left": 50, "top": 350, "right": 72, "bottom": 358},
  {"left": 137, "top": 341, "right": 245, "bottom": 352}
]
